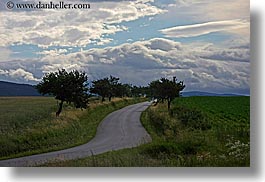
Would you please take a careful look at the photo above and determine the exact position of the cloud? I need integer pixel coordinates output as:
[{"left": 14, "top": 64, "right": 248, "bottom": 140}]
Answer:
[
  {"left": 0, "top": 38, "right": 249, "bottom": 94},
  {"left": 9, "top": 68, "right": 40, "bottom": 81},
  {"left": 160, "top": 19, "right": 249, "bottom": 38},
  {"left": 0, "top": 68, "right": 40, "bottom": 82},
  {"left": 0, "top": 0, "right": 165, "bottom": 48},
  {"left": 200, "top": 46, "right": 250, "bottom": 63},
  {"left": 0, "top": 69, "right": 8, "bottom": 75},
  {"left": 165, "top": 0, "right": 249, "bottom": 21},
  {"left": 202, "top": 0, "right": 249, "bottom": 21},
  {"left": 160, "top": 0, "right": 249, "bottom": 40},
  {"left": 37, "top": 38, "right": 249, "bottom": 93},
  {"left": 0, "top": 47, "right": 12, "bottom": 62},
  {"left": 37, "top": 48, "right": 68, "bottom": 56},
  {"left": 0, "top": 0, "right": 250, "bottom": 94}
]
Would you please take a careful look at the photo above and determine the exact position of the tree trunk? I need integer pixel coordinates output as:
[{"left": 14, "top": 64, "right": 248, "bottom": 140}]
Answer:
[
  {"left": 167, "top": 99, "right": 171, "bottom": 110},
  {"left": 108, "top": 96, "right": 112, "bottom": 102},
  {"left": 101, "top": 97, "right": 105, "bottom": 102},
  {"left": 56, "top": 100, "right": 64, "bottom": 117}
]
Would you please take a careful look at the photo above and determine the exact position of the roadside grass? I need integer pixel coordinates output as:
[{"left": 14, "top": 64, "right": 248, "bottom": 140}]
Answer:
[
  {"left": 0, "top": 96, "right": 146, "bottom": 160},
  {"left": 140, "top": 96, "right": 250, "bottom": 167},
  {"left": 43, "top": 96, "right": 250, "bottom": 167}
]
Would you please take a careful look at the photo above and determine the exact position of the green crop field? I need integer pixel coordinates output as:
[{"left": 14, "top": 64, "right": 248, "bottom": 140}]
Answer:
[
  {"left": 172, "top": 96, "right": 250, "bottom": 142},
  {"left": 44, "top": 96, "right": 250, "bottom": 167},
  {"left": 0, "top": 96, "right": 145, "bottom": 160}
]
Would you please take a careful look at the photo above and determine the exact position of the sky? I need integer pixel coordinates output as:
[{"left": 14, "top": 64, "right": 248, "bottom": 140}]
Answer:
[{"left": 0, "top": 0, "right": 250, "bottom": 94}]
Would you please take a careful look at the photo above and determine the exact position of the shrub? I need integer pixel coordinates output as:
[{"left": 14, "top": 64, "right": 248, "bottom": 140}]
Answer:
[
  {"left": 147, "top": 109, "right": 180, "bottom": 139},
  {"left": 141, "top": 139, "right": 204, "bottom": 160},
  {"left": 172, "top": 106, "right": 211, "bottom": 130},
  {"left": 141, "top": 142, "right": 180, "bottom": 159},
  {"left": 176, "top": 140, "right": 204, "bottom": 155},
  {"left": 147, "top": 110, "right": 167, "bottom": 135}
]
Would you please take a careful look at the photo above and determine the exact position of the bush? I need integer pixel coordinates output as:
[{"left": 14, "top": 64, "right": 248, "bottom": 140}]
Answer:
[
  {"left": 147, "top": 110, "right": 168, "bottom": 135},
  {"left": 176, "top": 140, "right": 204, "bottom": 155},
  {"left": 147, "top": 109, "right": 180, "bottom": 138},
  {"left": 141, "top": 142, "right": 180, "bottom": 159},
  {"left": 110, "top": 101, "right": 116, "bottom": 107},
  {"left": 172, "top": 106, "right": 211, "bottom": 130},
  {"left": 141, "top": 139, "right": 204, "bottom": 160}
]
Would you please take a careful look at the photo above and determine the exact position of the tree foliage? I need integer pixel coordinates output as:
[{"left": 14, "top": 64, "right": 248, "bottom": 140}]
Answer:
[
  {"left": 114, "top": 83, "right": 132, "bottom": 98},
  {"left": 36, "top": 69, "right": 89, "bottom": 116},
  {"left": 90, "top": 75, "right": 123, "bottom": 102},
  {"left": 131, "top": 85, "right": 150, "bottom": 97},
  {"left": 149, "top": 77, "right": 185, "bottom": 110}
]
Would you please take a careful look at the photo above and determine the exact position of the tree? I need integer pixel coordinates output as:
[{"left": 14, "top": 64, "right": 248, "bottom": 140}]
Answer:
[
  {"left": 108, "top": 75, "right": 119, "bottom": 101},
  {"left": 36, "top": 69, "right": 89, "bottom": 116},
  {"left": 149, "top": 80, "right": 163, "bottom": 101},
  {"left": 90, "top": 75, "right": 120, "bottom": 102},
  {"left": 149, "top": 77, "right": 185, "bottom": 110},
  {"left": 90, "top": 77, "right": 110, "bottom": 102},
  {"left": 114, "top": 83, "right": 132, "bottom": 98},
  {"left": 131, "top": 85, "right": 150, "bottom": 97}
]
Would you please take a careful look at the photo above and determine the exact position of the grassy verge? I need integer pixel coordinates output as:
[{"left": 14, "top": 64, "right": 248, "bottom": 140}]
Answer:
[
  {"left": 42, "top": 96, "right": 249, "bottom": 167},
  {"left": 0, "top": 97, "right": 146, "bottom": 160}
]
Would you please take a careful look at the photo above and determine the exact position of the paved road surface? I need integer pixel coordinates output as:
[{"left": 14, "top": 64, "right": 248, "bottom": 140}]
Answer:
[{"left": 0, "top": 101, "right": 152, "bottom": 166}]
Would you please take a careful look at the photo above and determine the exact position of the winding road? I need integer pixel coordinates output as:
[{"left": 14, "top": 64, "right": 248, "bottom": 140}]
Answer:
[{"left": 0, "top": 101, "right": 152, "bottom": 167}]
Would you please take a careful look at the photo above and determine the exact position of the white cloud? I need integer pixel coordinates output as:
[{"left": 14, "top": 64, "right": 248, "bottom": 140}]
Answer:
[
  {"left": 202, "top": 0, "right": 249, "bottom": 21},
  {"left": 37, "top": 48, "right": 68, "bottom": 56},
  {"left": 9, "top": 68, "right": 40, "bottom": 82},
  {"left": 41, "top": 63, "right": 82, "bottom": 74},
  {"left": 160, "top": 19, "right": 249, "bottom": 38},
  {"left": 166, "top": 0, "right": 249, "bottom": 21},
  {"left": 161, "top": 0, "right": 249, "bottom": 40},
  {"left": 0, "top": 68, "right": 40, "bottom": 82},
  {"left": 0, "top": 47, "right": 12, "bottom": 62},
  {"left": 36, "top": 38, "right": 249, "bottom": 92},
  {"left": 0, "top": 38, "right": 249, "bottom": 93},
  {"left": 0, "top": 0, "right": 165, "bottom": 48},
  {"left": 0, "top": 69, "right": 8, "bottom": 75},
  {"left": 200, "top": 46, "right": 250, "bottom": 63}
]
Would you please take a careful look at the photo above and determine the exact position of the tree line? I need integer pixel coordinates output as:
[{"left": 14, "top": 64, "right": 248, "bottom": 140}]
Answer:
[{"left": 36, "top": 69, "right": 185, "bottom": 116}]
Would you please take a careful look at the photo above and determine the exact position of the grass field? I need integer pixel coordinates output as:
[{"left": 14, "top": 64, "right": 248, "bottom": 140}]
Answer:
[
  {"left": 0, "top": 96, "right": 146, "bottom": 160},
  {"left": 43, "top": 96, "right": 250, "bottom": 167}
]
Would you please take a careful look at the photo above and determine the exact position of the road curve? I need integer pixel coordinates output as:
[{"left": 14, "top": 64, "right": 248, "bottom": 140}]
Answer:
[{"left": 0, "top": 101, "right": 152, "bottom": 167}]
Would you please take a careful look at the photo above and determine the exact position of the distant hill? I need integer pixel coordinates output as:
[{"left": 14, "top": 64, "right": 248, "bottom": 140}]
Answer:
[
  {"left": 0, "top": 81, "right": 246, "bottom": 97},
  {"left": 182, "top": 91, "right": 243, "bottom": 97},
  {"left": 0, "top": 81, "right": 41, "bottom": 96}
]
